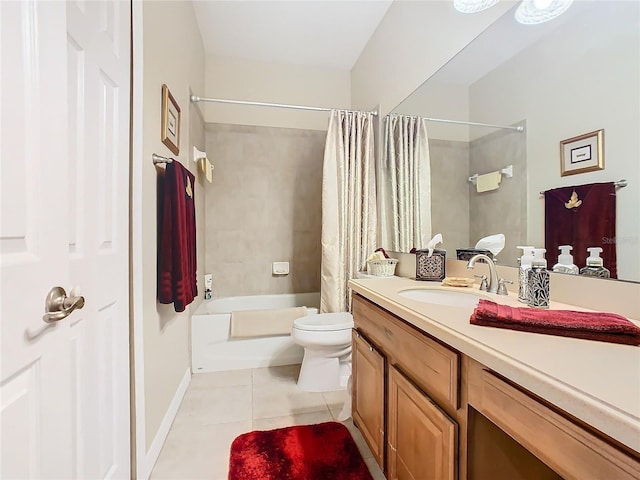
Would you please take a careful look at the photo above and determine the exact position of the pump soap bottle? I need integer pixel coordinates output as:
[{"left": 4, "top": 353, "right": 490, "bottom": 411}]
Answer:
[
  {"left": 552, "top": 245, "right": 579, "bottom": 275},
  {"left": 579, "top": 247, "right": 610, "bottom": 278},
  {"left": 527, "top": 248, "right": 549, "bottom": 309},
  {"left": 517, "top": 246, "right": 535, "bottom": 304}
]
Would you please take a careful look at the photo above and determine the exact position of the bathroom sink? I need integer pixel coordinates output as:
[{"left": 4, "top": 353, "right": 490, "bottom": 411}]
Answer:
[{"left": 398, "top": 288, "right": 485, "bottom": 308}]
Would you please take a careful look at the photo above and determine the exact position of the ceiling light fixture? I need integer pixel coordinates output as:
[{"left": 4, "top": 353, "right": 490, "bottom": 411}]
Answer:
[
  {"left": 454, "top": 0, "right": 500, "bottom": 14},
  {"left": 515, "top": 0, "right": 574, "bottom": 25}
]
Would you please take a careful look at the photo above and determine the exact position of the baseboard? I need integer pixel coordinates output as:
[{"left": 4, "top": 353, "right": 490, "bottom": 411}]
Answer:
[{"left": 140, "top": 368, "right": 191, "bottom": 479}]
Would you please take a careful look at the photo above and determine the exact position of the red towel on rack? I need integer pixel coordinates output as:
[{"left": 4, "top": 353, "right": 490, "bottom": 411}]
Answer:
[
  {"left": 158, "top": 161, "right": 197, "bottom": 312},
  {"left": 470, "top": 300, "right": 640, "bottom": 346},
  {"left": 544, "top": 182, "right": 616, "bottom": 278}
]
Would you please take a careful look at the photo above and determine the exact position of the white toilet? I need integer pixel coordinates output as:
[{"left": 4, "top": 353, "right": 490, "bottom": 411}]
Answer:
[{"left": 291, "top": 312, "right": 354, "bottom": 392}]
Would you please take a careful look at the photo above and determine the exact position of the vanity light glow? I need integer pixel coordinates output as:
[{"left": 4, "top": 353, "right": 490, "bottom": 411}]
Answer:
[
  {"left": 454, "top": 0, "right": 500, "bottom": 14},
  {"left": 453, "top": 0, "right": 575, "bottom": 24},
  {"left": 515, "top": 0, "right": 574, "bottom": 24}
]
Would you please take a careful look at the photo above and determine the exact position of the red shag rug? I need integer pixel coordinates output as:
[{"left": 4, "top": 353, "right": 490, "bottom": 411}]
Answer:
[{"left": 228, "top": 421, "right": 373, "bottom": 480}]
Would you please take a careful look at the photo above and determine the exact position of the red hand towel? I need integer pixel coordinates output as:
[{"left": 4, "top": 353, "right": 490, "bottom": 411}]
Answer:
[
  {"left": 544, "top": 182, "right": 617, "bottom": 278},
  {"left": 158, "top": 161, "right": 197, "bottom": 312},
  {"left": 470, "top": 300, "right": 640, "bottom": 346}
]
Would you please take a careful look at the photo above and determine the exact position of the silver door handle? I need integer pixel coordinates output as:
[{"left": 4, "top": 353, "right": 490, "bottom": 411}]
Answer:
[{"left": 43, "top": 286, "right": 85, "bottom": 323}]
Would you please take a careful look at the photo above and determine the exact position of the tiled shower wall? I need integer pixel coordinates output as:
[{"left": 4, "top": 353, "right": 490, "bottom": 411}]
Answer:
[
  {"left": 469, "top": 123, "right": 527, "bottom": 267},
  {"left": 204, "top": 123, "right": 325, "bottom": 297},
  {"left": 426, "top": 126, "right": 526, "bottom": 267},
  {"left": 429, "top": 139, "right": 471, "bottom": 257}
]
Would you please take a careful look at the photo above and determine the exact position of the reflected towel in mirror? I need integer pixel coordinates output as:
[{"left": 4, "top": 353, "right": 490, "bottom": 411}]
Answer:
[{"left": 476, "top": 171, "right": 502, "bottom": 192}]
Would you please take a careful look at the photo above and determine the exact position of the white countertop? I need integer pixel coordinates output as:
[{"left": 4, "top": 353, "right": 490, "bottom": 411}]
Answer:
[{"left": 349, "top": 276, "right": 640, "bottom": 452}]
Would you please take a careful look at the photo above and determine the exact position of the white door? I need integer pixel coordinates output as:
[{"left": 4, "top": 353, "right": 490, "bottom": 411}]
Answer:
[{"left": 1, "top": 1, "right": 131, "bottom": 478}]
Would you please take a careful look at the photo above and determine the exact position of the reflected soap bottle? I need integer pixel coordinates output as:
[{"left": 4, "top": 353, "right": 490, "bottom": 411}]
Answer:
[
  {"left": 527, "top": 248, "right": 549, "bottom": 309},
  {"left": 579, "top": 247, "right": 610, "bottom": 278},
  {"left": 552, "top": 245, "right": 579, "bottom": 275},
  {"left": 204, "top": 273, "right": 213, "bottom": 300}
]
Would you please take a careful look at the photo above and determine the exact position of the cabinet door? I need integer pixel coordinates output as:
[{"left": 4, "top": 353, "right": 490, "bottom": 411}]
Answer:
[
  {"left": 387, "top": 365, "right": 457, "bottom": 480},
  {"left": 352, "top": 330, "right": 385, "bottom": 469}
]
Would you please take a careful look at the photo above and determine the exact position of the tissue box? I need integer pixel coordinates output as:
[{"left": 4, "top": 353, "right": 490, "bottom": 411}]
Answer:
[
  {"left": 456, "top": 249, "right": 494, "bottom": 262},
  {"left": 415, "top": 249, "right": 446, "bottom": 281}
]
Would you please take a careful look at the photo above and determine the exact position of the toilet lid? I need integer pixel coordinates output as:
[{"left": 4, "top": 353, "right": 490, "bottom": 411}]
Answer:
[{"left": 293, "top": 312, "right": 354, "bottom": 331}]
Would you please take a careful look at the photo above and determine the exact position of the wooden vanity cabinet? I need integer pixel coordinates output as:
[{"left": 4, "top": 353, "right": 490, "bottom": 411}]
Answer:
[
  {"left": 352, "top": 292, "right": 640, "bottom": 480},
  {"left": 352, "top": 330, "right": 385, "bottom": 468},
  {"left": 467, "top": 361, "right": 640, "bottom": 480},
  {"left": 387, "top": 365, "right": 457, "bottom": 480},
  {"left": 352, "top": 293, "right": 461, "bottom": 479}
]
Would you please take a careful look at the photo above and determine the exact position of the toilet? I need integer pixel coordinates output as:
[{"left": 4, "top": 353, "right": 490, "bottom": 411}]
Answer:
[{"left": 291, "top": 312, "right": 354, "bottom": 392}]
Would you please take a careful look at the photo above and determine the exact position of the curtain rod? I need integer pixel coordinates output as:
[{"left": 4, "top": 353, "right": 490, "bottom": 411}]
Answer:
[
  {"left": 190, "top": 95, "right": 378, "bottom": 116},
  {"left": 389, "top": 113, "right": 524, "bottom": 132},
  {"left": 152, "top": 153, "right": 173, "bottom": 165},
  {"left": 540, "top": 179, "right": 628, "bottom": 195}
]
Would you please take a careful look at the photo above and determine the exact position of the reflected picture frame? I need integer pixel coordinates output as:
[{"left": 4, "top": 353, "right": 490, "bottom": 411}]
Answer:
[
  {"left": 560, "top": 129, "right": 604, "bottom": 177},
  {"left": 161, "top": 84, "right": 180, "bottom": 155}
]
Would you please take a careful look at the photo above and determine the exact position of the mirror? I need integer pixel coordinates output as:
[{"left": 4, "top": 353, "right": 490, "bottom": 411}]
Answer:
[{"left": 385, "top": 1, "right": 639, "bottom": 283}]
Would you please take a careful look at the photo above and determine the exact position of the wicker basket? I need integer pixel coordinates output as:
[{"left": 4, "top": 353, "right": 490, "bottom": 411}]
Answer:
[{"left": 367, "top": 258, "right": 398, "bottom": 277}]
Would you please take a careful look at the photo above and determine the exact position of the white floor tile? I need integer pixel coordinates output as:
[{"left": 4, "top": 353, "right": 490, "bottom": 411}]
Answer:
[
  {"left": 172, "top": 384, "right": 252, "bottom": 426},
  {"left": 252, "top": 409, "right": 334, "bottom": 431},
  {"left": 364, "top": 456, "right": 387, "bottom": 480},
  {"left": 190, "top": 368, "right": 252, "bottom": 389},
  {"left": 150, "top": 420, "right": 251, "bottom": 480},
  {"left": 252, "top": 382, "right": 328, "bottom": 419},
  {"left": 150, "top": 364, "right": 386, "bottom": 480},
  {"left": 323, "top": 388, "right": 347, "bottom": 410},
  {"left": 251, "top": 364, "right": 300, "bottom": 386}
]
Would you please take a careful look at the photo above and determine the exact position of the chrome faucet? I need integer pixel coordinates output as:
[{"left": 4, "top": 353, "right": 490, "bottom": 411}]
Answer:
[{"left": 466, "top": 254, "right": 499, "bottom": 294}]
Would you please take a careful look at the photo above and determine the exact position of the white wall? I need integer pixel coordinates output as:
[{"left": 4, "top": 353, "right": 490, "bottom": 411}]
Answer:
[
  {"left": 203, "top": 55, "right": 351, "bottom": 130},
  {"left": 351, "top": 0, "right": 515, "bottom": 115},
  {"left": 393, "top": 81, "right": 471, "bottom": 142},
  {"left": 470, "top": 1, "right": 639, "bottom": 281},
  {"left": 136, "top": 0, "right": 205, "bottom": 469}
]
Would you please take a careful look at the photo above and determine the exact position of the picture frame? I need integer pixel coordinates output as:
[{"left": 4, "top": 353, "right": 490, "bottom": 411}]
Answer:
[
  {"left": 560, "top": 129, "right": 604, "bottom": 177},
  {"left": 161, "top": 84, "right": 181, "bottom": 155}
]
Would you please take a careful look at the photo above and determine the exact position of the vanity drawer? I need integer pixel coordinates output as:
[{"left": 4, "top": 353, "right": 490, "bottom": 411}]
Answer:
[
  {"left": 468, "top": 363, "right": 640, "bottom": 480},
  {"left": 353, "top": 294, "right": 460, "bottom": 411}
]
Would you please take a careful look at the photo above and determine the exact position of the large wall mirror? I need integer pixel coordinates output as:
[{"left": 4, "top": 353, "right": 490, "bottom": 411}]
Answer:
[{"left": 383, "top": 0, "right": 639, "bottom": 283}]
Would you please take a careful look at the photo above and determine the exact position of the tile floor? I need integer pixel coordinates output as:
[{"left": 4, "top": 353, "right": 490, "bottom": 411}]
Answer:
[{"left": 150, "top": 364, "right": 386, "bottom": 480}]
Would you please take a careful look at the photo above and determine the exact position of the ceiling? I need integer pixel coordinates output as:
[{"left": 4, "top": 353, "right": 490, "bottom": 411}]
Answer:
[{"left": 191, "top": 0, "right": 394, "bottom": 71}]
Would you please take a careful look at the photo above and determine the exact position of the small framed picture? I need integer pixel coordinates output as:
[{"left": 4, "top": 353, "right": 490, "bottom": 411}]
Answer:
[
  {"left": 560, "top": 129, "right": 604, "bottom": 177},
  {"left": 161, "top": 84, "right": 180, "bottom": 155}
]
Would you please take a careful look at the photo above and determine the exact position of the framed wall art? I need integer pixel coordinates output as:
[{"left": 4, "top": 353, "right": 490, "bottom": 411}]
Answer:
[
  {"left": 161, "top": 84, "right": 180, "bottom": 155},
  {"left": 560, "top": 129, "right": 604, "bottom": 177}
]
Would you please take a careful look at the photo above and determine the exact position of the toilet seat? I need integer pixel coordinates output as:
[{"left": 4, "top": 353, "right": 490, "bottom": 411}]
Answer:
[{"left": 293, "top": 312, "right": 353, "bottom": 332}]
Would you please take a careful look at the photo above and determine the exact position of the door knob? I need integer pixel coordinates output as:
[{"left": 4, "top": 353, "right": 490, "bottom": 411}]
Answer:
[{"left": 43, "top": 286, "right": 85, "bottom": 323}]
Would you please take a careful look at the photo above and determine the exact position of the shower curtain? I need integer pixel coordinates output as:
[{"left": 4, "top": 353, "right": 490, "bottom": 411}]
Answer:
[
  {"left": 379, "top": 114, "right": 432, "bottom": 252},
  {"left": 321, "top": 110, "right": 376, "bottom": 313}
]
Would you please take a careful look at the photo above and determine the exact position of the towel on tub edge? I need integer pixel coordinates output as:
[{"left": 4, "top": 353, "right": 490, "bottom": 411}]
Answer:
[{"left": 230, "top": 306, "right": 308, "bottom": 338}]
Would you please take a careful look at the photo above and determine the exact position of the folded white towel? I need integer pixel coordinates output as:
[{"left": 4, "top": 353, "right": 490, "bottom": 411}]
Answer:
[{"left": 230, "top": 306, "right": 308, "bottom": 338}]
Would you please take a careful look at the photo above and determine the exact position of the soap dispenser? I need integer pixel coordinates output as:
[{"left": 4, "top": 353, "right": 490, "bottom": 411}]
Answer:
[
  {"left": 517, "top": 246, "right": 535, "bottom": 304},
  {"left": 579, "top": 247, "right": 611, "bottom": 278},
  {"left": 552, "top": 245, "right": 579, "bottom": 275},
  {"left": 527, "top": 248, "right": 549, "bottom": 309}
]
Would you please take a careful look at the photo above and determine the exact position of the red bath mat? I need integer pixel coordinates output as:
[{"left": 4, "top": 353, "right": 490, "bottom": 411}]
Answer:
[{"left": 228, "top": 421, "right": 373, "bottom": 480}]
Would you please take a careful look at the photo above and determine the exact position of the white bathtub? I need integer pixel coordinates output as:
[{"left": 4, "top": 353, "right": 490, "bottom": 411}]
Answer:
[{"left": 191, "top": 292, "right": 320, "bottom": 373}]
